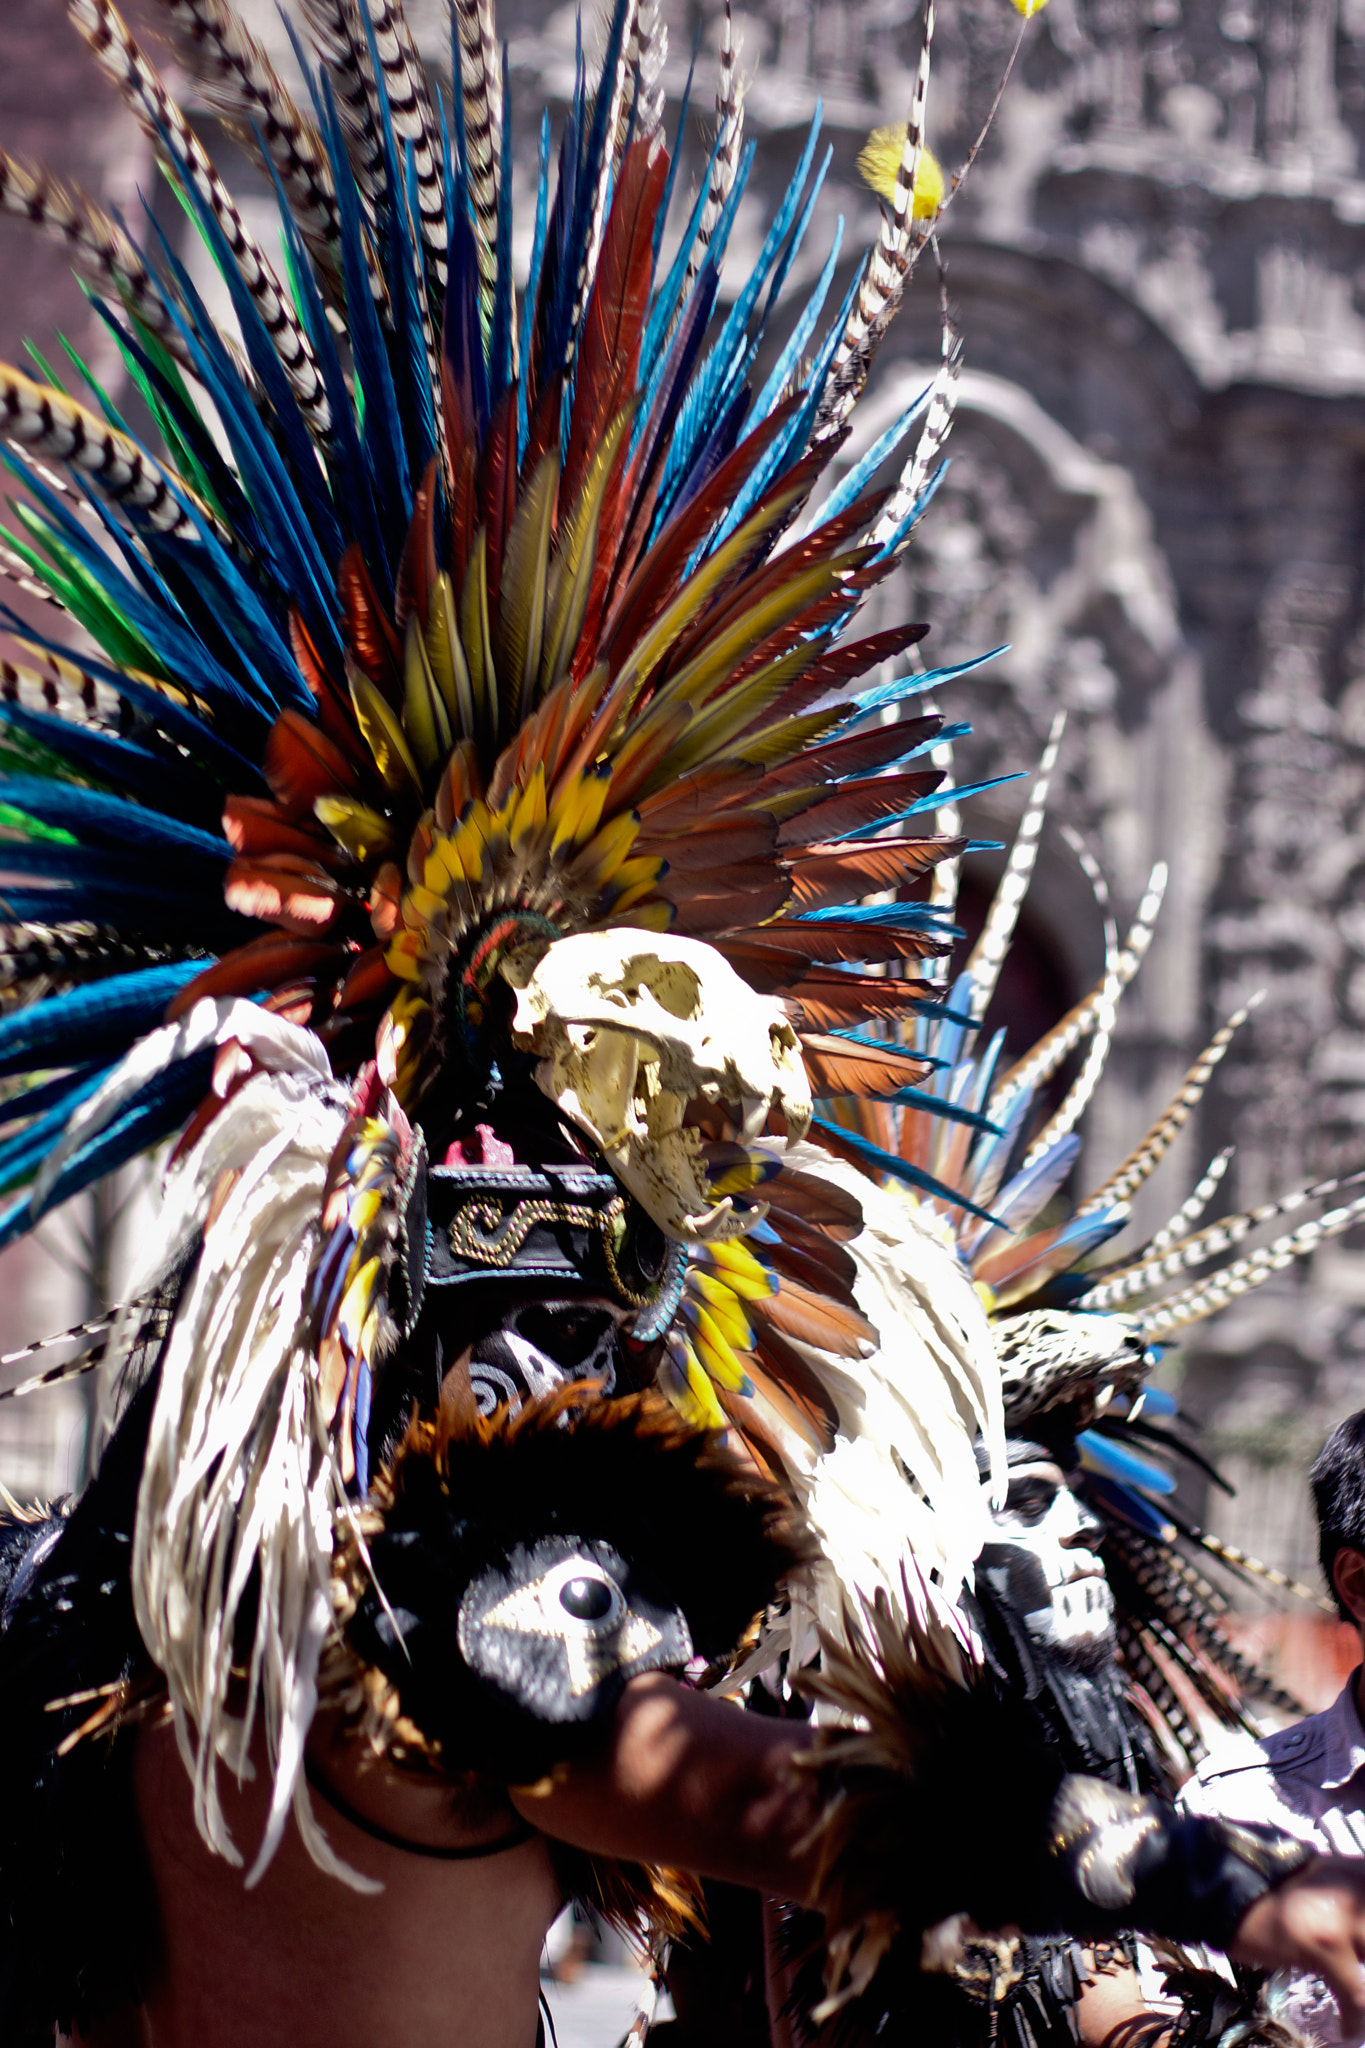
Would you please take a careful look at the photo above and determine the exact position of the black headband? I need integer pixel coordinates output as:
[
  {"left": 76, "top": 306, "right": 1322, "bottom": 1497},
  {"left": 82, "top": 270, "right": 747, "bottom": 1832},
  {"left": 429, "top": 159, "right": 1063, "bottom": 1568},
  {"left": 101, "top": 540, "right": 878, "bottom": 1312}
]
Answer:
[{"left": 394, "top": 1157, "right": 674, "bottom": 1326}]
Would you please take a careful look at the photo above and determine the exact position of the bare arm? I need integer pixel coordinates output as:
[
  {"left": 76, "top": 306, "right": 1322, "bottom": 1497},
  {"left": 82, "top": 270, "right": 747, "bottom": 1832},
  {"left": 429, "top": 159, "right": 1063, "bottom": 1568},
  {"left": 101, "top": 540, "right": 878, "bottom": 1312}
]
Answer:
[{"left": 510, "top": 1672, "right": 820, "bottom": 1902}]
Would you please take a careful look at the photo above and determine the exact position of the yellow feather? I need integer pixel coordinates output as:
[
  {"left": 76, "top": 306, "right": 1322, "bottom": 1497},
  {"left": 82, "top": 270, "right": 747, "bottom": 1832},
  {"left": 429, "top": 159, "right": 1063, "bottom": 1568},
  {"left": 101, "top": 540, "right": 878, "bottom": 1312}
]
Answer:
[
  {"left": 494, "top": 453, "right": 558, "bottom": 726},
  {"left": 510, "top": 765, "right": 547, "bottom": 854},
  {"left": 604, "top": 899, "right": 674, "bottom": 933},
  {"left": 662, "top": 647, "right": 814, "bottom": 781},
  {"left": 403, "top": 614, "right": 454, "bottom": 774},
  {"left": 384, "top": 931, "right": 425, "bottom": 980},
  {"left": 425, "top": 570, "right": 476, "bottom": 740},
  {"left": 689, "top": 1272, "right": 754, "bottom": 1346},
  {"left": 683, "top": 1344, "right": 727, "bottom": 1428},
  {"left": 691, "top": 1311, "right": 749, "bottom": 1392},
  {"left": 460, "top": 529, "right": 495, "bottom": 739},
  {"left": 403, "top": 883, "right": 447, "bottom": 924},
  {"left": 348, "top": 660, "right": 421, "bottom": 794},
  {"left": 651, "top": 562, "right": 852, "bottom": 724},
  {"left": 425, "top": 837, "right": 467, "bottom": 891},
  {"left": 313, "top": 796, "right": 397, "bottom": 864},
  {"left": 564, "top": 808, "right": 639, "bottom": 886},
  {"left": 856, "top": 129, "right": 945, "bottom": 216},
  {"left": 541, "top": 408, "right": 632, "bottom": 694},
  {"left": 610, "top": 489, "right": 805, "bottom": 720},
  {"left": 338, "top": 1255, "right": 383, "bottom": 1341}
]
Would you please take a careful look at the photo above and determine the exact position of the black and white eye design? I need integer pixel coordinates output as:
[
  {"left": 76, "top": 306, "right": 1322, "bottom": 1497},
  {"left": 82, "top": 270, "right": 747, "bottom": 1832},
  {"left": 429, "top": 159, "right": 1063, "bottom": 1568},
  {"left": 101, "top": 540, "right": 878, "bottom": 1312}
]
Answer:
[
  {"left": 539, "top": 1557, "right": 625, "bottom": 1633},
  {"left": 456, "top": 1534, "right": 693, "bottom": 1721}
]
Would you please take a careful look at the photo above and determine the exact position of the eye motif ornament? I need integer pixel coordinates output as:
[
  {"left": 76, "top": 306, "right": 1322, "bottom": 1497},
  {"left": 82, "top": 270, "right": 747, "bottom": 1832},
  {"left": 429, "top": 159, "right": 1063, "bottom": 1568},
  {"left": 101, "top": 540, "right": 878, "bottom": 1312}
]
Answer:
[{"left": 458, "top": 1536, "right": 691, "bottom": 1723}]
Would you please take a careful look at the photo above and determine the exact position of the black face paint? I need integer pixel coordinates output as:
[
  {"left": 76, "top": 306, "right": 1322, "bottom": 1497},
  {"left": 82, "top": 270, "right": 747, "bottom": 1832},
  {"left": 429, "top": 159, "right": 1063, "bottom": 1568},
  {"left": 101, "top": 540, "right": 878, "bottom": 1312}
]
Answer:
[
  {"left": 979, "top": 1456, "right": 1116, "bottom": 1677},
  {"left": 464, "top": 1299, "right": 621, "bottom": 1415}
]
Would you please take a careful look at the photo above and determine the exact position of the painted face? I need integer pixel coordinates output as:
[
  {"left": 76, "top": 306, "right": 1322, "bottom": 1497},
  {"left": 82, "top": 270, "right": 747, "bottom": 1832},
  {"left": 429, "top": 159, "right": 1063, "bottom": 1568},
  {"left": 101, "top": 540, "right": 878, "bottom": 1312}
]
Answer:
[
  {"left": 456, "top": 1298, "right": 625, "bottom": 1415},
  {"left": 977, "top": 1449, "right": 1116, "bottom": 1671}
]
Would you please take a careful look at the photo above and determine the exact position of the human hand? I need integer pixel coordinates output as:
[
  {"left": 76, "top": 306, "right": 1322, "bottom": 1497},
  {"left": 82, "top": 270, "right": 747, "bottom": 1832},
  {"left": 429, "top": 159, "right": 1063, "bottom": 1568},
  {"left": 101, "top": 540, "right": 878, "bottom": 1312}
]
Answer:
[{"left": 1231, "top": 1856, "right": 1365, "bottom": 2035}]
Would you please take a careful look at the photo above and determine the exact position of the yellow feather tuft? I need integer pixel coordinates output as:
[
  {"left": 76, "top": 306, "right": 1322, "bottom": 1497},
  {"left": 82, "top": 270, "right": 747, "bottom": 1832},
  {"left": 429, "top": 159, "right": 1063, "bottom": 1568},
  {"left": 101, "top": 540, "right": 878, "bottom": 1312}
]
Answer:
[
  {"left": 314, "top": 796, "right": 397, "bottom": 865},
  {"left": 856, "top": 130, "right": 944, "bottom": 217}
]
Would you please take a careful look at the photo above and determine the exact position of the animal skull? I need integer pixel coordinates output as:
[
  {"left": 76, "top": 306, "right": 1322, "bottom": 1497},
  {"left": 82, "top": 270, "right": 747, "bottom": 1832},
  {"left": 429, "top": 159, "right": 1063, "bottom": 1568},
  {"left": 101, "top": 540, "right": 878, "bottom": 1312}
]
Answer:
[{"left": 503, "top": 930, "right": 812, "bottom": 1241}]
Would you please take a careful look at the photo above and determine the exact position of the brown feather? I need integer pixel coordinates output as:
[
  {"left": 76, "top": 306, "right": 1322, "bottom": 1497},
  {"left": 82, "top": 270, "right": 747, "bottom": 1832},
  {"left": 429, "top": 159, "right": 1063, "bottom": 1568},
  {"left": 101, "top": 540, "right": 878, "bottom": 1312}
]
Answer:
[
  {"left": 264, "top": 707, "right": 364, "bottom": 814},
  {"left": 756, "top": 1278, "right": 876, "bottom": 1359},
  {"left": 777, "top": 770, "right": 943, "bottom": 846},
  {"left": 166, "top": 933, "right": 347, "bottom": 1019},
  {"left": 562, "top": 137, "right": 668, "bottom": 515},
  {"left": 787, "top": 835, "right": 964, "bottom": 910},
  {"left": 338, "top": 544, "right": 403, "bottom": 704},
  {"left": 764, "top": 1167, "right": 865, "bottom": 1241}
]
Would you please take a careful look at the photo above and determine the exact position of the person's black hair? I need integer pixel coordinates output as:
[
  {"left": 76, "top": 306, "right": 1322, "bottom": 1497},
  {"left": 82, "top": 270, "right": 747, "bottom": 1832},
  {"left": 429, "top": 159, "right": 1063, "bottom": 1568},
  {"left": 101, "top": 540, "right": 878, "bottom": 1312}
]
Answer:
[{"left": 1310, "top": 1408, "right": 1365, "bottom": 1621}]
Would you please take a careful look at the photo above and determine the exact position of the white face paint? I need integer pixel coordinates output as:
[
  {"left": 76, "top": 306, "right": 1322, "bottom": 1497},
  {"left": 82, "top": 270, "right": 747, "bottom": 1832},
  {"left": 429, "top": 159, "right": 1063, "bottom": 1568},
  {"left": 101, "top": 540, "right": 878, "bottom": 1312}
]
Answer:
[{"left": 978, "top": 1453, "right": 1116, "bottom": 1669}]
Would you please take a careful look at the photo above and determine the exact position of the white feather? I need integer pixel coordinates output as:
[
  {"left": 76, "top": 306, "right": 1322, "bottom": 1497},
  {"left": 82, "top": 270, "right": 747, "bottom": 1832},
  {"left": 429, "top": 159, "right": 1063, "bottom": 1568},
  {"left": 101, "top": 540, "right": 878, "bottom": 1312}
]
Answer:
[
  {"left": 114, "top": 1031, "right": 369, "bottom": 1889},
  {"left": 775, "top": 1142, "right": 1002, "bottom": 1677}
]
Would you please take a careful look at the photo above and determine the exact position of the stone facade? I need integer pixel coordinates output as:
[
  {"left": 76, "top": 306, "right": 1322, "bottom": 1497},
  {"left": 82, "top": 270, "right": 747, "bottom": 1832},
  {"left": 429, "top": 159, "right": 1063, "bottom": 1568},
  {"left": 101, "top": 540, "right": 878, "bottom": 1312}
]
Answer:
[{"left": 0, "top": 0, "right": 1362, "bottom": 1598}]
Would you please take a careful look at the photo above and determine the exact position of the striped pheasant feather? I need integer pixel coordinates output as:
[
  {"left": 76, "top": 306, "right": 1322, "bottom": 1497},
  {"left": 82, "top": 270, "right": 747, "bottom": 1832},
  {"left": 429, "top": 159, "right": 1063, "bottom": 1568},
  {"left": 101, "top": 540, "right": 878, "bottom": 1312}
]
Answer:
[{"left": 69, "top": 0, "right": 331, "bottom": 438}]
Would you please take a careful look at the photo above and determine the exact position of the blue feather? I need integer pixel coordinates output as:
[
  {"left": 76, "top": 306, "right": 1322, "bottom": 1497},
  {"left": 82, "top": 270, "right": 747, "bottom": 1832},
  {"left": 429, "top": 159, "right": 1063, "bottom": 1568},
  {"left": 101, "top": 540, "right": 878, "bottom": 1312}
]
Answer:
[
  {"left": 810, "top": 382, "right": 934, "bottom": 534},
  {"left": 833, "top": 771, "right": 1029, "bottom": 841},
  {"left": 810, "top": 1116, "right": 1007, "bottom": 1227},
  {"left": 517, "top": 112, "right": 551, "bottom": 462},
  {"left": 1078, "top": 1430, "right": 1176, "bottom": 1497},
  {"left": 320, "top": 77, "right": 412, "bottom": 548},
  {"left": 1080, "top": 1471, "right": 1173, "bottom": 1540},
  {"left": 0, "top": 964, "right": 208, "bottom": 1077},
  {"left": 4, "top": 1049, "right": 218, "bottom": 1244}
]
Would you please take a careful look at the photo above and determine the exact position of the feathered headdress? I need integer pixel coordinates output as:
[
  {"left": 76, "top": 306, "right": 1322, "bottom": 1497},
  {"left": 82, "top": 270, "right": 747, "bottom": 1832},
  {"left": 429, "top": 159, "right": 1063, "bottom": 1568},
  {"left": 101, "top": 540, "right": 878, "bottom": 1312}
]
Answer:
[
  {"left": 829, "top": 712, "right": 1355, "bottom": 1768},
  {"left": 0, "top": 0, "right": 1032, "bottom": 1878}
]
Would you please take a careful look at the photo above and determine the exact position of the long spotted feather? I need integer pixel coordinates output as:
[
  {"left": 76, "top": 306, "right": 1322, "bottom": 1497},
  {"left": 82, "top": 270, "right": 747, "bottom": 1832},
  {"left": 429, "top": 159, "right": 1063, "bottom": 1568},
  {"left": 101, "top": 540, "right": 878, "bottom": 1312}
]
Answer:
[
  {"left": 1141, "top": 1147, "right": 1234, "bottom": 1259},
  {"left": 0, "top": 361, "right": 225, "bottom": 545},
  {"left": 996, "top": 861, "right": 1165, "bottom": 1108},
  {"left": 299, "top": 0, "right": 388, "bottom": 216},
  {"left": 146, "top": 0, "right": 343, "bottom": 298},
  {"left": 366, "top": 0, "right": 448, "bottom": 289},
  {"left": 965, "top": 711, "right": 1065, "bottom": 1024},
  {"left": 0, "top": 922, "right": 188, "bottom": 1005},
  {"left": 451, "top": 0, "right": 503, "bottom": 310},
  {"left": 0, "top": 152, "right": 192, "bottom": 371},
  {"left": 1075, "top": 996, "right": 1262, "bottom": 1219},
  {"left": 681, "top": 0, "right": 745, "bottom": 301},
  {"left": 1078, "top": 1167, "right": 1365, "bottom": 1312},
  {"left": 1133, "top": 1183, "right": 1365, "bottom": 1335},
  {"left": 68, "top": 0, "right": 332, "bottom": 439},
  {"left": 869, "top": 309, "right": 960, "bottom": 548},
  {"left": 815, "top": 0, "right": 934, "bottom": 441}
]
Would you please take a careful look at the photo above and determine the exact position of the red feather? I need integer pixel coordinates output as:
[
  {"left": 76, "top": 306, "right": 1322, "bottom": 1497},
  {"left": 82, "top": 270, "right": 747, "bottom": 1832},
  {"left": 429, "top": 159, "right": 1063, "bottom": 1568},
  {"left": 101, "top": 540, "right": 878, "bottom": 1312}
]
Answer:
[
  {"left": 222, "top": 795, "right": 345, "bottom": 866},
  {"left": 764, "top": 1166, "right": 865, "bottom": 1240},
  {"left": 776, "top": 769, "right": 943, "bottom": 845},
  {"left": 785, "top": 834, "right": 965, "bottom": 910},
  {"left": 338, "top": 545, "right": 403, "bottom": 705},
  {"left": 660, "top": 871, "right": 792, "bottom": 933},
  {"left": 755, "top": 1276, "right": 874, "bottom": 1359},
  {"left": 636, "top": 815, "right": 778, "bottom": 871},
  {"left": 752, "top": 711, "right": 942, "bottom": 800},
  {"left": 265, "top": 708, "right": 365, "bottom": 816},
  {"left": 719, "top": 919, "right": 946, "bottom": 965},
  {"left": 798, "top": 1032, "right": 937, "bottom": 1099},
  {"left": 394, "top": 458, "right": 439, "bottom": 630},
  {"left": 562, "top": 137, "right": 668, "bottom": 515},
  {"left": 166, "top": 934, "right": 349, "bottom": 1020},
  {"left": 224, "top": 854, "right": 348, "bottom": 934},
  {"left": 478, "top": 386, "right": 519, "bottom": 609},
  {"left": 600, "top": 399, "right": 805, "bottom": 657}
]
